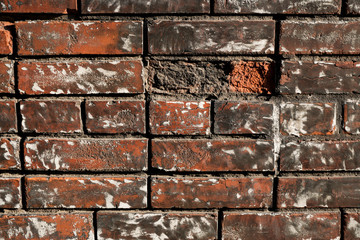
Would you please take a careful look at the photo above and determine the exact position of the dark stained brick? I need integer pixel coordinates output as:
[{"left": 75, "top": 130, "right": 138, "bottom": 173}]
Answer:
[
  {"left": 0, "top": 61, "right": 14, "bottom": 93},
  {"left": 0, "top": 138, "right": 20, "bottom": 170}
]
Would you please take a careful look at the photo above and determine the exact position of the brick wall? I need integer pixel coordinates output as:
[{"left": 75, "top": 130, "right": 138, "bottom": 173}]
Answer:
[{"left": 1, "top": 0, "right": 360, "bottom": 239}]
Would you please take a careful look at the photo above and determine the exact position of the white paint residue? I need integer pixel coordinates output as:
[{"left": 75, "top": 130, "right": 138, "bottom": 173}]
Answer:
[
  {"left": 348, "top": 217, "right": 360, "bottom": 238},
  {"left": 97, "top": 68, "right": 117, "bottom": 77},
  {"left": 104, "top": 193, "right": 115, "bottom": 208},
  {"left": 28, "top": 218, "right": 57, "bottom": 238},
  {"left": 218, "top": 39, "right": 271, "bottom": 53},
  {"left": 32, "top": 83, "right": 44, "bottom": 92},
  {"left": 118, "top": 202, "right": 131, "bottom": 208},
  {"left": 0, "top": 142, "right": 11, "bottom": 160},
  {"left": 222, "top": 149, "right": 235, "bottom": 155},
  {"left": 121, "top": 35, "right": 134, "bottom": 52}
]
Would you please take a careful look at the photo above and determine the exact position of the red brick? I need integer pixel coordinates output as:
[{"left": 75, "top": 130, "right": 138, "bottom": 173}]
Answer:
[
  {"left": 86, "top": 101, "right": 145, "bottom": 134},
  {"left": 24, "top": 138, "right": 148, "bottom": 171},
  {"left": 345, "top": 212, "right": 360, "bottom": 239},
  {"left": 348, "top": 0, "right": 360, "bottom": 14},
  {"left": 223, "top": 211, "right": 340, "bottom": 240},
  {"left": 21, "top": 100, "right": 81, "bottom": 133},
  {"left": 83, "top": 0, "right": 210, "bottom": 14},
  {"left": 280, "top": 102, "right": 336, "bottom": 136},
  {"left": 0, "top": 100, "right": 17, "bottom": 133},
  {"left": 16, "top": 21, "right": 142, "bottom": 56},
  {"left": 0, "top": 22, "right": 12, "bottom": 55},
  {"left": 0, "top": 177, "right": 21, "bottom": 208},
  {"left": 344, "top": 100, "right": 360, "bottom": 134},
  {"left": 280, "top": 20, "right": 360, "bottom": 55},
  {"left": 97, "top": 211, "right": 217, "bottom": 240},
  {"left": 18, "top": 60, "right": 144, "bottom": 95},
  {"left": 151, "top": 177, "right": 273, "bottom": 209},
  {"left": 281, "top": 61, "right": 360, "bottom": 94},
  {"left": 215, "top": 0, "right": 340, "bottom": 14},
  {"left": 26, "top": 176, "right": 147, "bottom": 209},
  {"left": 148, "top": 20, "right": 275, "bottom": 55},
  {"left": 0, "top": 213, "right": 94, "bottom": 239},
  {"left": 150, "top": 101, "right": 210, "bottom": 135},
  {"left": 0, "top": 0, "right": 77, "bottom": 13},
  {"left": 281, "top": 140, "right": 360, "bottom": 171},
  {"left": 152, "top": 139, "right": 273, "bottom": 172},
  {"left": 278, "top": 177, "right": 360, "bottom": 208},
  {"left": 214, "top": 101, "right": 273, "bottom": 135},
  {"left": 0, "top": 61, "right": 14, "bottom": 93},
  {"left": 0, "top": 138, "right": 20, "bottom": 170}
]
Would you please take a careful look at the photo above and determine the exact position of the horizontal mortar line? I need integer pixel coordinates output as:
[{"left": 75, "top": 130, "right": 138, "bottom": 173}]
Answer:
[
  {"left": 0, "top": 94, "right": 146, "bottom": 99},
  {"left": 10, "top": 54, "right": 145, "bottom": 59},
  {"left": 278, "top": 172, "right": 360, "bottom": 177}
]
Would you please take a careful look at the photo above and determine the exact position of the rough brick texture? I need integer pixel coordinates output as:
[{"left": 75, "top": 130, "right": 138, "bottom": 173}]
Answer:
[
  {"left": 0, "top": 23, "right": 12, "bottom": 55},
  {"left": 0, "top": 0, "right": 77, "bottom": 13},
  {"left": 0, "top": 138, "right": 20, "bottom": 170},
  {"left": 0, "top": 177, "right": 21, "bottom": 208},
  {"left": 348, "top": 0, "right": 360, "bottom": 14},
  {"left": 345, "top": 212, "right": 360, "bottom": 239},
  {"left": 0, "top": 61, "right": 14, "bottom": 93},
  {"left": 344, "top": 100, "right": 360, "bottom": 134},
  {"left": 0, "top": 100, "right": 17, "bottom": 133}
]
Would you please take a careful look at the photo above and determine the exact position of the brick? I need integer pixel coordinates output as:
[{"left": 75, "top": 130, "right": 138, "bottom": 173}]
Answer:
[
  {"left": 344, "top": 100, "right": 360, "bottom": 134},
  {"left": 21, "top": 100, "right": 81, "bottom": 133},
  {"left": 348, "top": 0, "right": 360, "bottom": 14},
  {"left": 0, "top": 138, "right": 20, "bottom": 170},
  {"left": 0, "top": 100, "right": 16, "bottom": 133},
  {"left": 215, "top": 0, "right": 341, "bottom": 14},
  {"left": 149, "top": 101, "right": 210, "bottom": 135},
  {"left": 345, "top": 212, "right": 360, "bottom": 239},
  {"left": 281, "top": 61, "right": 360, "bottom": 94},
  {"left": 0, "top": 213, "right": 94, "bottom": 239},
  {"left": 214, "top": 101, "right": 273, "bottom": 135},
  {"left": 280, "top": 102, "right": 336, "bottom": 136},
  {"left": 280, "top": 20, "right": 360, "bottom": 55},
  {"left": 278, "top": 177, "right": 360, "bottom": 208},
  {"left": 83, "top": 0, "right": 210, "bottom": 14},
  {"left": 152, "top": 139, "right": 273, "bottom": 171},
  {"left": 24, "top": 138, "right": 148, "bottom": 171},
  {"left": 0, "top": 22, "right": 12, "bottom": 55},
  {"left": 281, "top": 140, "right": 360, "bottom": 171},
  {"left": 0, "top": 177, "right": 21, "bottom": 208},
  {"left": 97, "top": 212, "right": 217, "bottom": 240},
  {"left": 0, "top": 0, "right": 77, "bottom": 13},
  {"left": 151, "top": 177, "right": 273, "bottom": 208},
  {"left": 18, "top": 60, "right": 144, "bottom": 95},
  {"left": 86, "top": 101, "right": 145, "bottom": 134},
  {"left": 148, "top": 20, "right": 275, "bottom": 55},
  {"left": 223, "top": 211, "right": 340, "bottom": 240},
  {"left": 26, "top": 176, "right": 147, "bottom": 209},
  {"left": 0, "top": 61, "right": 14, "bottom": 93},
  {"left": 16, "top": 21, "right": 142, "bottom": 56}
]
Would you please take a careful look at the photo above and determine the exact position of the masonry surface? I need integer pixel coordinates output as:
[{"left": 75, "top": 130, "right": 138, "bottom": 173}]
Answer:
[{"left": 1, "top": 0, "right": 360, "bottom": 239}]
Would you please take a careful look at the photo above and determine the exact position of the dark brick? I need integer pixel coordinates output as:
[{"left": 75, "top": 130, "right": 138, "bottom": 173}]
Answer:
[
  {"left": 18, "top": 60, "right": 144, "bottom": 95},
  {"left": 26, "top": 176, "right": 147, "bottom": 209},
  {"left": 344, "top": 212, "right": 360, "bottom": 239},
  {"left": 344, "top": 100, "right": 360, "bottom": 134},
  {"left": 86, "top": 101, "right": 145, "bottom": 134},
  {"left": 214, "top": 101, "right": 273, "bottom": 135},
  {"left": 223, "top": 211, "right": 340, "bottom": 240},
  {"left": 97, "top": 212, "right": 217, "bottom": 240},
  {"left": 16, "top": 21, "right": 142, "bottom": 56},
  {"left": 0, "top": 61, "right": 14, "bottom": 93},
  {"left": 82, "top": 0, "right": 210, "bottom": 14},
  {"left": 20, "top": 100, "right": 81, "bottom": 133},
  {"left": 148, "top": 20, "right": 275, "bottom": 55},
  {"left": 0, "top": 100, "right": 16, "bottom": 133},
  {"left": 0, "top": 177, "right": 21, "bottom": 208},
  {"left": 348, "top": 0, "right": 360, "bottom": 14},
  {"left": 0, "top": 0, "right": 77, "bottom": 13},
  {"left": 280, "top": 102, "right": 336, "bottom": 136},
  {"left": 152, "top": 139, "right": 274, "bottom": 171},
  {"left": 152, "top": 177, "right": 273, "bottom": 209},
  {"left": 0, "top": 138, "right": 20, "bottom": 170},
  {"left": 0, "top": 23, "right": 12, "bottom": 55}
]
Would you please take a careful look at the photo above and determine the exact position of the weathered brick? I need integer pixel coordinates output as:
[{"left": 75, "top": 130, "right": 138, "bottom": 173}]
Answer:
[
  {"left": 83, "top": 0, "right": 210, "bottom": 14},
  {"left": 0, "top": 138, "right": 20, "bottom": 170},
  {"left": 348, "top": 0, "right": 360, "bottom": 14},
  {"left": 0, "top": 23, "right": 12, "bottom": 55},
  {"left": 148, "top": 20, "right": 275, "bottom": 55},
  {"left": 278, "top": 177, "right": 360, "bottom": 208},
  {"left": 345, "top": 212, "right": 360, "bottom": 239},
  {"left": 150, "top": 101, "right": 210, "bottom": 135},
  {"left": 25, "top": 138, "right": 147, "bottom": 171},
  {"left": 0, "top": 0, "right": 77, "bottom": 13},
  {"left": 0, "top": 213, "right": 94, "bottom": 240},
  {"left": 281, "top": 140, "right": 360, "bottom": 171},
  {"left": 26, "top": 176, "right": 147, "bottom": 209},
  {"left": 0, "top": 100, "right": 16, "bottom": 133},
  {"left": 16, "top": 21, "right": 142, "bottom": 56},
  {"left": 215, "top": 0, "right": 341, "bottom": 14},
  {"left": 280, "top": 102, "right": 336, "bottom": 136},
  {"left": 151, "top": 177, "right": 273, "bottom": 208},
  {"left": 152, "top": 139, "right": 273, "bottom": 171},
  {"left": 344, "top": 100, "right": 360, "bottom": 134},
  {"left": 86, "top": 101, "right": 145, "bottom": 134},
  {"left": 223, "top": 211, "right": 340, "bottom": 240},
  {"left": 18, "top": 60, "right": 144, "bottom": 95},
  {"left": 214, "top": 101, "right": 273, "bottom": 135},
  {"left": 281, "top": 61, "right": 360, "bottom": 94},
  {"left": 0, "top": 61, "right": 14, "bottom": 93},
  {"left": 97, "top": 212, "right": 217, "bottom": 240},
  {"left": 0, "top": 177, "right": 21, "bottom": 208},
  {"left": 21, "top": 100, "right": 81, "bottom": 133},
  {"left": 280, "top": 20, "right": 360, "bottom": 55}
]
